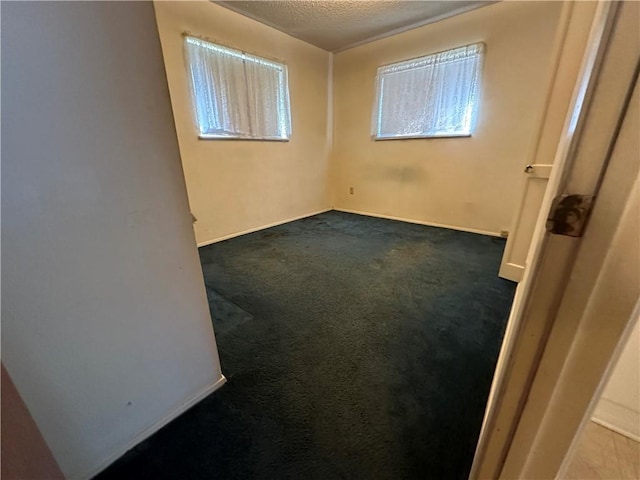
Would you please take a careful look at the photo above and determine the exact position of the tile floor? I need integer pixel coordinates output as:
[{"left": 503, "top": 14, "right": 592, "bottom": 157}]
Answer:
[{"left": 563, "top": 421, "right": 640, "bottom": 479}]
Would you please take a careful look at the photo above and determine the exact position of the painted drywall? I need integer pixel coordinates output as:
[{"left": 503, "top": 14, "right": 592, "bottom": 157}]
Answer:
[
  {"left": 331, "top": 1, "right": 563, "bottom": 235},
  {"left": 1, "top": 365, "right": 64, "bottom": 480},
  {"left": 153, "top": 1, "right": 332, "bottom": 246},
  {"left": 1, "top": 2, "right": 223, "bottom": 479},
  {"left": 593, "top": 319, "right": 640, "bottom": 440}
]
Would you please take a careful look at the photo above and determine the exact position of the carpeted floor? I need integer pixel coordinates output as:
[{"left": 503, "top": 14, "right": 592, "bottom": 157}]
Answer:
[{"left": 97, "top": 211, "right": 516, "bottom": 480}]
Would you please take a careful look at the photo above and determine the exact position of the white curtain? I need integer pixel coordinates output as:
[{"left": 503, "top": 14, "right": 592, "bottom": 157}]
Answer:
[
  {"left": 184, "top": 37, "right": 291, "bottom": 139},
  {"left": 372, "top": 43, "right": 484, "bottom": 139}
]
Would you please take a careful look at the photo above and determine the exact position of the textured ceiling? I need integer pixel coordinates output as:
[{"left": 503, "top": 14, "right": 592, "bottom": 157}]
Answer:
[{"left": 216, "top": 1, "right": 494, "bottom": 52}]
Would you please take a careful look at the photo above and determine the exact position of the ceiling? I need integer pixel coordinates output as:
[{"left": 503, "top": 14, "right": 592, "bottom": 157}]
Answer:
[{"left": 216, "top": 1, "right": 494, "bottom": 53}]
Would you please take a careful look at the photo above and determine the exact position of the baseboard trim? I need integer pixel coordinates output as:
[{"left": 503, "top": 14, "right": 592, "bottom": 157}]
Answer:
[
  {"left": 592, "top": 397, "right": 640, "bottom": 443},
  {"left": 591, "top": 417, "right": 640, "bottom": 443},
  {"left": 197, "top": 208, "right": 333, "bottom": 248},
  {"left": 82, "top": 375, "right": 227, "bottom": 480},
  {"left": 333, "top": 208, "right": 502, "bottom": 237}
]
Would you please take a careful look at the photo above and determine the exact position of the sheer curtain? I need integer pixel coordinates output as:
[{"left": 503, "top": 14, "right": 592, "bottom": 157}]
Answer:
[
  {"left": 372, "top": 43, "right": 484, "bottom": 139},
  {"left": 244, "top": 55, "right": 291, "bottom": 139},
  {"left": 184, "top": 36, "right": 291, "bottom": 140}
]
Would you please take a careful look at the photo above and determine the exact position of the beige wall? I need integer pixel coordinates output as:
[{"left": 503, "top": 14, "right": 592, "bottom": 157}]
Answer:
[
  {"left": 1, "top": 2, "right": 223, "bottom": 478},
  {"left": 593, "top": 318, "right": 640, "bottom": 440},
  {"left": 331, "top": 1, "right": 563, "bottom": 235},
  {"left": 1, "top": 366, "right": 64, "bottom": 480},
  {"left": 154, "top": 1, "right": 332, "bottom": 246}
]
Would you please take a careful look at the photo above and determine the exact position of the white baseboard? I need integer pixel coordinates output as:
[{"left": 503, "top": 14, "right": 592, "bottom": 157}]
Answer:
[
  {"left": 82, "top": 375, "right": 227, "bottom": 480},
  {"left": 333, "top": 208, "right": 502, "bottom": 237},
  {"left": 197, "top": 208, "right": 332, "bottom": 248},
  {"left": 592, "top": 418, "right": 640, "bottom": 443},
  {"left": 592, "top": 398, "right": 640, "bottom": 442}
]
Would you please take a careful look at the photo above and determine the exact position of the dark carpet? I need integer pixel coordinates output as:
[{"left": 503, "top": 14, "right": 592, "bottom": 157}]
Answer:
[{"left": 96, "top": 211, "right": 515, "bottom": 480}]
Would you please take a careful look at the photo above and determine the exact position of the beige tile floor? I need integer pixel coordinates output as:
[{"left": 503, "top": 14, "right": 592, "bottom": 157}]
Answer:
[{"left": 563, "top": 421, "right": 640, "bottom": 479}]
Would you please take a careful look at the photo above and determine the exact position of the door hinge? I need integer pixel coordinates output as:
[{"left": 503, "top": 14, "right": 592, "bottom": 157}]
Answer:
[{"left": 546, "top": 194, "right": 594, "bottom": 237}]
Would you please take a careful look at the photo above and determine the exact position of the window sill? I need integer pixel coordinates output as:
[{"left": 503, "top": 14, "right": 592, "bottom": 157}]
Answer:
[
  {"left": 198, "top": 135, "right": 289, "bottom": 142},
  {"left": 373, "top": 133, "right": 472, "bottom": 141}
]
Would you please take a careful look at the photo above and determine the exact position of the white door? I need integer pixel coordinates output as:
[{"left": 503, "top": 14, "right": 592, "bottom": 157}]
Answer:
[
  {"left": 499, "top": 164, "right": 552, "bottom": 281},
  {"left": 472, "top": 1, "right": 638, "bottom": 477},
  {"left": 498, "top": 2, "right": 598, "bottom": 282}
]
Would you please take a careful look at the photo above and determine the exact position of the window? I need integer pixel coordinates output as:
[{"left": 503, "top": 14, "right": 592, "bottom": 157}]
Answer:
[
  {"left": 372, "top": 43, "right": 484, "bottom": 140},
  {"left": 184, "top": 36, "right": 291, "bottom": 140}
]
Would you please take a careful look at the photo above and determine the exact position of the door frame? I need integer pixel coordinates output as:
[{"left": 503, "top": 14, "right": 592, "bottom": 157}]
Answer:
[
  {"left": 556, "top": 305, "right": 639, "bottom": 478},
  {"left": 470, "top": 2, "right": 640, "bottom": 478}
]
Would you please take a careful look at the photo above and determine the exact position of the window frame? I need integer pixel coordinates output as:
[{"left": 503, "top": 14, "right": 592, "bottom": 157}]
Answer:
[
  {"left": 183, "top": 35, "right": 292, "bottom": 142},
  {"left": 371, "top": 42, "right": 485, "bottom": 141}
]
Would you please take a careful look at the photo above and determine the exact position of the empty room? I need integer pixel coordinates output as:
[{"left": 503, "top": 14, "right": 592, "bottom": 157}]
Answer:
[
  {"left": 6, "top": 1, "right": 635, "bottom": 480},
  {"left": 107, "top": 1, "right": 566, "bottom": 477}
]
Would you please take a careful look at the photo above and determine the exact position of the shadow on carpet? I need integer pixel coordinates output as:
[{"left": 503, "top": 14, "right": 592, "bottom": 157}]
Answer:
[{"left": 96, "top": 211, "right": 516, "bottom": 480}]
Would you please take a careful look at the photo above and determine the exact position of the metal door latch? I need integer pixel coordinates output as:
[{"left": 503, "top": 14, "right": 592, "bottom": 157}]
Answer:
[{"left": 546, "top": 194, "right": 594, "bottom": 237}]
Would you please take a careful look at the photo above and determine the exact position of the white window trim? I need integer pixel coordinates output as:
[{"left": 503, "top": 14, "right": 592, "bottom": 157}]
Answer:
[
  {"left": 198, "top": 134, "right": 289, "bottom": 142},
  {"left": 374, "top": 132, "right": 473, "bottom": 141}
]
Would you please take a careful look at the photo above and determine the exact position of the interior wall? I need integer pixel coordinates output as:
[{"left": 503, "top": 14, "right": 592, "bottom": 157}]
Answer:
[
  {"left": 153, "top": 1, "right": 333, "bottom": 246},
  {"left": 1, "top": 366, "right": 64, "bottom": 480},
  {"left": 592, "top": 318, "right": 640, "bottom": 440},
  {"left": 1, "top": 2, "right": 223, "bottom": 478},
  {"left": 331, "top": 1, "right": 563, "bottom": 235}
]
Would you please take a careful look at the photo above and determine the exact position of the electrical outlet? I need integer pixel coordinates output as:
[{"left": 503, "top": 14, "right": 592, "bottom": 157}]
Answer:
[{"left": 349, "top": 187, "right": 354, "bottom": 195}]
